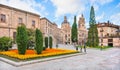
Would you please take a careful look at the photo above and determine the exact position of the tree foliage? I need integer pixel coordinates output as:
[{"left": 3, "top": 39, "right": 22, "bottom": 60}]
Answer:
[
  {"left": 16, "top": 24, "right": 28, "bottom": 55},
  {"left": 71, "top": 16, "right": 78, "bottom": 43},
  {"left": 0, "top": 37, "right": 12, "bottom": 51},
  {"left": 45, "top": 37, "right": 48, "bottom": 49},
  {"left": 35, "top": 29, "right": 43, "bottom": 54},
  {"left": 49, "top": 36, "right": 53, "bottom": 49},
  {"left": 87, "top": 6, "right": 99, "bottom": 47},
  {"left": 27, "top": 29, "right": 35, "bottom": 49}
]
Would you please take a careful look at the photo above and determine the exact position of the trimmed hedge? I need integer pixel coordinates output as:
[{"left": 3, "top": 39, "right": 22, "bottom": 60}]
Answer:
[
  {"left": 45, "top": 37, "right": 48, "bottom": 49},
  {"left": 35, "top": 29, "right": 43, "bottom": 54},
  {"left": 49, "top": 36, "right": 53, "bottom": 49},
  {"left": 0, "top": 37, "right": 12, "bottom": 51},
  {"left": 27, "top": 29, "right": 35, "bottom": 49},
  {"left": 16, "top": 24, "right": 28, "bottom": 55}
]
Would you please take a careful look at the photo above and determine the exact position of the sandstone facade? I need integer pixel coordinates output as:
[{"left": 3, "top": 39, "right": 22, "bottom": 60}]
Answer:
[
  {"left": 97, "top": 21, "right": 120, "bottom": 47},
  {"left": 0, "top": 4, "right": 40, "bottom": 41}
]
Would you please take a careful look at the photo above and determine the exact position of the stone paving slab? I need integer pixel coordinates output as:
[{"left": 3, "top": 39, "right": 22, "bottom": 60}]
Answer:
[{"left": 0, "top": 47, "right": 120, "bottom": 70}]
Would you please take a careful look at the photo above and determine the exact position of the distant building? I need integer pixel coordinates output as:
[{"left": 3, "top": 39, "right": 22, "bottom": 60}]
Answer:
[
  {"left": 40, "top": 18, "right": 61, "bottom": 45},
  {"left": 61, "top": 16, "right": 71, "bottom": 44},
  {"left": 60, "top": 15, "right": 88, "bottom": 45},
  {"left": 97, "top": 21, "right": 120, "bottom": 47},
  {"left": 78, "top": 14, "right": 87, "bottom": 45}
]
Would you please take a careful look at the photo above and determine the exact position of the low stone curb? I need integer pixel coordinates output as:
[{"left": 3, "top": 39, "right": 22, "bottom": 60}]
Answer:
[{"left": 0, "top": 52, "right": 86, "bottom": 67}]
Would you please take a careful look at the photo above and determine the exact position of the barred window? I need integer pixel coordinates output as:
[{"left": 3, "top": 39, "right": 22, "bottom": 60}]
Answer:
[{"left": 0, "top": 14, "right": 6, "bottom": 23}]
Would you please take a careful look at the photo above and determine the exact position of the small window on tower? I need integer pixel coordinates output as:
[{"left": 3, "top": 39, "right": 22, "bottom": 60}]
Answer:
[{"left": 82, "top": 24, "right": 84, "bottom": 26}]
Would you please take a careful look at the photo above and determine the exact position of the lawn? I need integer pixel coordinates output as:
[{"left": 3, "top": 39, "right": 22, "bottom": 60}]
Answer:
[{"left": 0, "top": 48, "right": 78, "bottom": 61}]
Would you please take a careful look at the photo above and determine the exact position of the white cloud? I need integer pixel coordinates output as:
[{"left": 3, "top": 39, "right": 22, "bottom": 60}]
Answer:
[
  {"left": 89, "top": 0, "right": 113, "bottom": 5},
  {"left": 116, "top": 2, "right": 120, "bottom": 8},
  {"left": 51, "top": 0, "right": 113, "bottom": 18},
  {"left": 51, "top": 0, "right": 86, "bottom": 17},
  {"left": 96, "top": 12, "right": 105, "bottom": 21},
  {"left": 110, "top": 13, "right": 120, "bottom": 25},
  {"left": 99, "top": 0, "right": 113, "bottom": 5},
  {"left": 89, "top": 0, "right": 113, "bottom": 11},
  {"left": 0, "top": 0, "right": 45, "bottom": 16}
]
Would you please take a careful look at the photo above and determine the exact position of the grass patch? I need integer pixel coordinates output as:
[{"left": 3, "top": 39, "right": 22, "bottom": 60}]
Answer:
[
  {"left": 76, "top": 45, "right": 112, "bottom": 50},
  {"left": 89, "top": 46, "right": 113, "bottom": 50}
]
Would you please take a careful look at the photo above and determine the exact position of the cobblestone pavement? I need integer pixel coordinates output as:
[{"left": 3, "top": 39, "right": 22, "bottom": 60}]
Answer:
[{"left": 0, "top": 46, "right": 120, "bottom": 70}]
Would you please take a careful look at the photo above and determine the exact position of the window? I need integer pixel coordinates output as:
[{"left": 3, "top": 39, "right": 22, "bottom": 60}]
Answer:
[
  {"left": 107, "top": 33, "right": 109, "bottom": 36},
  {"left": 18, "top": 18, "right": 23, "bottom": 24},
  {"left": 68, "top": 34, "right": 70, "bottom": 37},
  {"left": 13, "top": 32, "right": 16, "bottom": 40},
  {"left": 82, "top": 24, "right": 84, "bottom": 26},
  {"left": 0, "top": 14, "right": 6, "bottom": 22},
  {"left": 108, "top": 39, "right": 113, "bottom": 42},
  {"left": 32, "top": 20, "right": 35, "bottom": 27},
  {"left": 65, "top": 35, "right": 67, "bottom": 40},
  {"left": 101, "top": 39, "right": 103, "bottom": 42}
]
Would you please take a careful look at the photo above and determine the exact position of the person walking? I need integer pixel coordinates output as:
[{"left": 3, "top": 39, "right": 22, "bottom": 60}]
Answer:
[
  {"left": 101, "top": 44, "right": 103, "bottom": 51},
  {"left": 83, "top": 43, "right": 86, "bottom": 53},
  {"left": 79, "top": 42, "right": 82, "bottom": 53}
]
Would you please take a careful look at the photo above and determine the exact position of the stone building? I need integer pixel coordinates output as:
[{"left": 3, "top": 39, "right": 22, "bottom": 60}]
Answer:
[
  {"left": 97, "top": 21, "right": 120, "bottom": 47},
  {"left": 0, "top": 4, "right": 40, "bottom": 41},
  {"left": 78, "top": 14, "right": 87, "bottom": 45},
  {"left": 61, "top": 16, "right": 71, "bottom": 44},
  {"left": 60, "top": 15, "right": 88, "bottom": 45},
  {"left": 0, "top": 4, "right": 65, "bottom": 46},
  {"left": 40, "top": 18, "right": 61, "bottom": 45}
]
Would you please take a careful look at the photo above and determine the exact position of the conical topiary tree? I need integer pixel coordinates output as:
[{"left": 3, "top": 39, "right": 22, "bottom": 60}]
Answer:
[
  {"left": 16, "top": 24, "right": 28, "bottom": 55},
  {"left": 45, "top": 37, "right": 48, "bottom": 49},
  {"left": 87, "top": 6, "right": 99, "bottom": 47},
  {"left": 35, "top": 28, "right": 43, "bottom": 54},
  {"left": 71, "top": 16, "right": 78, "bottom": 43},
  {"left": 49, "top": 36, "right": 53, "bottom": 49}
]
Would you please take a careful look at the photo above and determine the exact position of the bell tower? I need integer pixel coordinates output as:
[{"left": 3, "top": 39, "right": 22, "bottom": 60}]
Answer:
[
  {"left": 61, "top": 16, "right": 71, "bottom": 44},
  {"left": 78, "top": 14, "right": 87, "bottom": 45},
  {"left": 78, "top": 14, "right": 86, "bottom": 30}
]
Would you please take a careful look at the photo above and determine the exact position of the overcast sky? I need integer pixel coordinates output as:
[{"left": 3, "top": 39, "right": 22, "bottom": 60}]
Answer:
[{"left": 0, "top": 0, "right": 120, "bottom": 28}]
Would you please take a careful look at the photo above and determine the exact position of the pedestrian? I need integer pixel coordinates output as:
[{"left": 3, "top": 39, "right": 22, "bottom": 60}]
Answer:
[
  {"left": 79, "top": 42, "right": 82, "bottom": 53},
  {"left": 83, "top": 44, "right": 86, "bottom": 53},
  {"left": 56, "top": 44, "right": 58, "bottom": 48},
  {"left": 80, "top": 45, "right": 82, "bottom": 53},
  {"left": 101, "top": 44, "right": 103, "bottom": 51}
]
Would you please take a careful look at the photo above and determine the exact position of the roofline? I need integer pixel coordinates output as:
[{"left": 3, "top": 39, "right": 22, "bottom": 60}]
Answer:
[
  {"left": 0, "top": 4, "right": 40, "bottom": 17},
  {"left": 40, "top": 17, "right": 53, "bottom": 24}
]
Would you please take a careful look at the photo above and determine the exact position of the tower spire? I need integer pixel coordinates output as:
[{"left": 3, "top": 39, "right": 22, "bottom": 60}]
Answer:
[
  {"left": 81, "top": 14, "right": 83, "bottom": 17},
  {"left": 64, "top": 16, "right": 67, "bottom": 23}
]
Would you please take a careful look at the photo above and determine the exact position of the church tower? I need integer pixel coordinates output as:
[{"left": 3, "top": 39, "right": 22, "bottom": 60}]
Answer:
[
  {"left": 78, "top": 14, "right": 86, "bottom": 30},
  {"left": 61, "top": 16, "right": 71, "bottom": 44},
  {"left": 78, "top": 14, "right": 87, "bottom": 45}
]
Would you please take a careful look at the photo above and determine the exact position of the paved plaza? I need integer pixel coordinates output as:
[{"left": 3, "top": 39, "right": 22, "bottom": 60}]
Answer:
[{"left": 0, "top": 45, "right": 120, "bottom": 70}]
